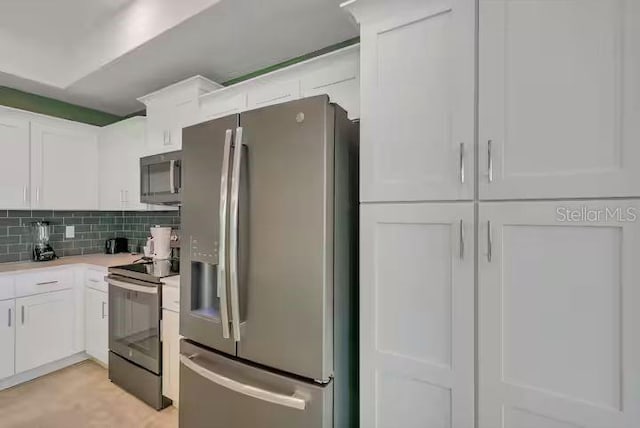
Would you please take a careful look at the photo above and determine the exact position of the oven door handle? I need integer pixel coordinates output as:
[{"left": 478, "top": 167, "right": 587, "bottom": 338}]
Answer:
[{"left": 106, "top": 277, "right": 158, "bottom": 294}]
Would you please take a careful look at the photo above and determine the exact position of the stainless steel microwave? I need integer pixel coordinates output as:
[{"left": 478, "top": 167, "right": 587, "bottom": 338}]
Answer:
[{"left": 140, "top": 150, "right": 182, "bottom": 205}]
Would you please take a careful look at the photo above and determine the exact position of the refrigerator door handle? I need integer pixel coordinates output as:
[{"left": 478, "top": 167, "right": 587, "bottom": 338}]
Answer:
[
  {"left": 229, "top": 126, "right": 243, "bottom": 342},
  {"left": 218, "top": 129, "right": 234, "bottom": 340},
  {"left": 180, "top": 354, "right": 307, "bottom": 410}
]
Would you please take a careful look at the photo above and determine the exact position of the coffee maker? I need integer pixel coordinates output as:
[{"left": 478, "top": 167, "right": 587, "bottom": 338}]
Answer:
[{"left": 31, "top": 221, "right": 57, "bottom": 261}]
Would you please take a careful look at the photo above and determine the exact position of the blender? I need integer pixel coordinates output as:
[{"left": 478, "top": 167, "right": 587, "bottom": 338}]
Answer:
[{"left": 31, "top": 221, "right": 57, "bottom": 261}]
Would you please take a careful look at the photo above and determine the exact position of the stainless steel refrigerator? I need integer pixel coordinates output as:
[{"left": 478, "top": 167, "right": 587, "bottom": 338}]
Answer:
[{"left": 179, "top": 95, "right": 358, "bottom": 428}]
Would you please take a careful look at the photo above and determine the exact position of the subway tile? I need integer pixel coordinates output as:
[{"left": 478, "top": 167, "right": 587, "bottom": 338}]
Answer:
[
  {"left": 32, "top": 210, "right": 54, "bottom": 217},
  {"left": 0, "top": 236, "right": 20, "bottom": 245},
  {"left": 64, "top": 217, "right": 84, "bottom": 225},
  {"left": 8, "top": 210, "right": 32, "bottom": 218},
  {"left": 8, "top": 226, "right": 29, "bottom": 236},
  {"left": 0, "top": 210, "right": 7, "bottom": 217},
  {"left": 74, "top": 225, "right": 91, "bottom": 233},
  {"left": 0, "top": 254, "right": 20, "bottom": 263},
  {"left": 73, "top": 240, "right": 93, "bottom": 249},
  {"left": 0, "top": 227, "right": 7, "bottom": 237},
  {"left": 99, "top": 217, "right": 115, "bottom": 225},
  {"left": 53, "top": 211, "right": 75, "bottom": 217},
  {"left": 92, "top": 224, "right": 109, "bottom": 232},
  {"left": 8, "top": 244, "right": 27, "bottom": 253},
  {"left": 0, "top": 218, "right": 20, "bottom": 227}
]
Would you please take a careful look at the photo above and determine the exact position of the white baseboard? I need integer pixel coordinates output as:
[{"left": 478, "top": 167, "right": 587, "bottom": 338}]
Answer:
[{"left": 0, "top": 353, "right": 89, "bottom": 391}]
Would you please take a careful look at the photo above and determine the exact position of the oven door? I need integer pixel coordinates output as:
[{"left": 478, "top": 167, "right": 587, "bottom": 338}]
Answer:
[{"left": 107, "top": 275, "right": 161, "bottom": 374}]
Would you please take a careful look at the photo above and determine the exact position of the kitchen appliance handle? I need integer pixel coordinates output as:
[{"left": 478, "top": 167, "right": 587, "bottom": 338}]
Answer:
[
  {"left": 487, "top": 220, "right": 493, "bottom": 262},
  {"left": 169, "top": 160, "right": 176, "bottom": 194},
  {"left": 36, "top": 280, "right": 58, "bottom": 286},
  {"left": 229, "top": 126, "right": 243, "bottom": 342},
  {"left": 459, "top": 142, "right": 465, "bottom": 184},
  {"left": 7, "top": 308, "right": 11, "bottom": 327},
  {"left": 488, "top": 140, "right": 493, "bottom": 183},
  {"left": 218, "top": 129, "right": 233, "bottom": 340},
  {"left": 459, "top": 219, "right": 464, "bottom": 260},
  {"left": 107, "top": 277, "right": 158, "bottom": 294},
  {"left": 180, "top": 354, "right": 306, "bottom": 410},
  {"left": 101, "top": 302, "right": 106, "bottom": 319}
]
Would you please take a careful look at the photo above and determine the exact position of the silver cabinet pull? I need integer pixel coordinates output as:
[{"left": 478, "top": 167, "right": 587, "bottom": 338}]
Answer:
[
  {"left": 229, "top": 126, "right": 244, "bottom": 342},
  {"left": 459, "top": 142, "right": 465, "bottom": 184},
  {"left": 8, "top": 308, "right": 11, "bottom": 327},
  {"left": 487, "top": 220, "right": 493, "bottom": 262},
  {"left": 459, "top": 219, "right": 464, "bottom": 259},
  {"left": 21, "top": 306, "right": 25, "bottom": 325},
  {"left": 169, "top": 160, "right": 176, "bottom": 194},
  {"left": 36, "top": 280, "right": 58, "bottom": 286},
  {"left": 23, "top": 185, "right": 28, "bottom": 205},
  {"left": 217, "top": 129, "right": 233, "bottom": 340},
  {"left": 488, "top": 140, "right": 493, "bottom": 183},
  {"left": 35, "top": 187, "right": 40, "bottom": 204},
  {"left": 180, "top": 354, "right": 306, "bottom": 410},
  {"left": 101, "top": 301, "right": 106, "bottom": 319}
]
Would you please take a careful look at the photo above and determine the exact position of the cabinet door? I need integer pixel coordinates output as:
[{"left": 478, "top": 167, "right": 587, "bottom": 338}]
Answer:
[
  {"left": 31, "top": 121, "right": 98, "bottom": 210},
  {"left": 0, "top": 114, "right": 30, "bottom": 209},
  {"left": 0, "top": 299, "right": 15, "bottom": 379},
  {"left": 98, "top": 118, "right": 147, "bottom": 210},
  {"left": 162, "top": 309, "right": 179, "bottom": 405},
  {"left": 85, "top": 288, "right": 108, "bottom": 365},
  {"left": 15, "top": 289, "right": 75, "bottom": 373},
  {"left": 479, "top": 0, "right": 640, "bottom": 199},
  {"left": 359, "top": 0, "right": 475, "bottom": 202},
  {"left": 479, "top": 201, "right": 640, "bottom": 428},
  {"left": 246, "top": 79, "right": 301, "bottom": 111},
  {"left": 360, "top": 203, "right": 474, "bottom": 428}
]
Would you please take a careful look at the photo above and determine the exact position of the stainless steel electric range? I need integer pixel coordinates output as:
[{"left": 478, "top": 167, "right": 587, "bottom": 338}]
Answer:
[{"left": 106, "top": 259, "right": 179, "bottom": 410}]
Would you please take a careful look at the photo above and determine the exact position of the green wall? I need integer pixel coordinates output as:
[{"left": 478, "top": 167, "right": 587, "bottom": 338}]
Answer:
[
  {"left": 0, "top": 37, "right": 359, "bottom": 126},
  {"left": 0, "top": 86, "right": 123, "bottom": 126}
]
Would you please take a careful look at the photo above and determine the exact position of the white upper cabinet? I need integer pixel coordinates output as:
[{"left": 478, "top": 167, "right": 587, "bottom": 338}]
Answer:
[
  {"left": 139, "top": 76, "right": 222, "bottom": 154},
  {"left": 479, "top": 0, "right": 640, "bottom": 199},
  {"left": 0, "top": 113, "right": 30, "bottom": 209},
  {"left": 360, "top": 203, "right": 475, "bottom": 428},
  {"left": 347, "top": 0, "right": 475, "bottom": 202},
  {"left": 98, "top": 117, "right": 147, "bottom": 210},
  {"left": 0, "top": 299, "right": 15, "bottom": 380},
  {"left": 198, "top": 45, "right": 360, "bottom": 123},
  {"left": 246, "top": 79, "right": 301, "bottom": 111},
  {"left": 479, "top": 201, "right": 640, "bottom": 428},
  {"left": 30, "top": 120, "right": 99, "bottom": 210}
]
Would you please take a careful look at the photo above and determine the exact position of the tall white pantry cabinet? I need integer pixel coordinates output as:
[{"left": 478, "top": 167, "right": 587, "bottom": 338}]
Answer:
[{"left": 343, "top": 0, "right": 640, "bottom": 427}]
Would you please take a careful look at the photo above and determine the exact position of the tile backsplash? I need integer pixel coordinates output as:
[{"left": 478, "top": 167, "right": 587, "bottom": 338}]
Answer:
[{"left": 0, "top": 210, "right": 180, "bottom": 263}]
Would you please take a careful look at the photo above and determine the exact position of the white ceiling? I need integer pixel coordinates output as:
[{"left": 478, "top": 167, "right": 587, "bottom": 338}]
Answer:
[{"left": 0, "top": 0, "right": 358, "bottom": 116}]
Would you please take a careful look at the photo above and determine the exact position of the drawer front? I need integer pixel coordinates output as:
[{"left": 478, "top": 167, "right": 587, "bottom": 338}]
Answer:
[
  {"left": 162, "top": 286, "right": 180, "bottom": 312},
  {"left": 15, "top": 269, "right": 74, "bottom": 297},
  {"left": 0, "top": 276, "right": 15, "bottom": 300},
  {"left": 86, "top": 268, "right": 108, "bottom": 292}
]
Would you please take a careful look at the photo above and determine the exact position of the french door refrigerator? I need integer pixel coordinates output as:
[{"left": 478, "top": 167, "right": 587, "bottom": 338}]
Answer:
[{"left": 179, "top": 96, "right": 358, "bottom": 428}]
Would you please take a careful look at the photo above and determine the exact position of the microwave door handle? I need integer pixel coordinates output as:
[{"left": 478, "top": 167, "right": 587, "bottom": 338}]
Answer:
[
  {"left": 169, "top": 159, "right": 176, "bottom": 194},
  {"left": 218, "top": 129, "right": 233, "bottom": 340},
  {"left": 229, "top": 126, "right": 243, "bottom": 342}
]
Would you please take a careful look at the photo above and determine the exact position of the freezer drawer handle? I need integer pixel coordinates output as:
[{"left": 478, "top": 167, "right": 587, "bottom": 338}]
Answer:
[
  {"left": 180, "top": 355, "right": 307, "bottom": 410},
  {"left": 106, "top": 277, "right": 158, "bottom": 294}
]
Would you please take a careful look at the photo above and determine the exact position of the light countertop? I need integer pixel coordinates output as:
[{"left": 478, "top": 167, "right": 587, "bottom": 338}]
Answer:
[{"left": 0, "top": 253, "right": 141, "bottom": 274}]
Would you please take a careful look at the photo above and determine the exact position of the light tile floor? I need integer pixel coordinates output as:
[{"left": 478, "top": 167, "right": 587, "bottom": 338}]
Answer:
[{"left": 0, "top": 361, "right": 178, "bottom": 428}]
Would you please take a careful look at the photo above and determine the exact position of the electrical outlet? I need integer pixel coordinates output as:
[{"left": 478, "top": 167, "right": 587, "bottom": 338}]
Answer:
[{"left": 65, "top": 225, "right": 75, "bottom": 239}]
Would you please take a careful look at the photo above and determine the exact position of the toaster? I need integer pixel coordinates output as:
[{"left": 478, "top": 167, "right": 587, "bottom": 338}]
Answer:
[{"left": 105, "top": 237, "right": 128, "bottom": 254}]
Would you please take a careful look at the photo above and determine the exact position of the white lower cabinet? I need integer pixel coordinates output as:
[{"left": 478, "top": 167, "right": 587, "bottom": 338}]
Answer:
[
  {"left": 360, "top": 203, "right": 475, "bottom": 428},
  {"left": 85, "top": 287, "right": 108, "bottom": 366},
  {"left": 15, "top": 289, "right": 75, "bottom": 373},
  {"left": 479, "top": 201, "right": 640, "bottom": 428},
  {"left": 0, "top": 299, "right": 15, "bottom": 379},
  {"left": 162, "top": 308, "right": 180, "bottom": 406}
]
